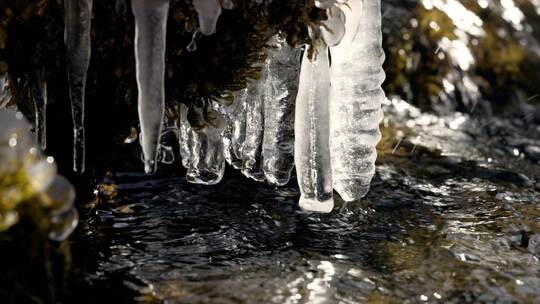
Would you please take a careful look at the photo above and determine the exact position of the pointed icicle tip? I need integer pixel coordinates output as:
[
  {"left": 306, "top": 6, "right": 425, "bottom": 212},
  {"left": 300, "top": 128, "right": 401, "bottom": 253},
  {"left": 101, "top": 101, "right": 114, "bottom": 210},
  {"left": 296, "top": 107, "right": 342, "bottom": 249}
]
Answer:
[
  {"left": 131, "top": 0, "right": 170, "bottom": 175},
  {"left": 64, "top": 0, "right": 93, "bottom": 174}
]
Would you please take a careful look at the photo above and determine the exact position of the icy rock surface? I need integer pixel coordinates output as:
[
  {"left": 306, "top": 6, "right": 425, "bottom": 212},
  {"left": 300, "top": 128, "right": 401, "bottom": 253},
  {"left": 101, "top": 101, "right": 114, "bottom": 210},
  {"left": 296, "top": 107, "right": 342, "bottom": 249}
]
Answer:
[
  {"left": 329, "top": 0, "right": 385, "bottom": 202},
  {"left": 261, "top": 36, "right": 301, "bottom": 186},
  {"left": 131, "top": 0, "right": 170, "bottom": 174},
  {"left": 294, "top": 43, "right": 334, "bottom": 213},
  {"left": 64, "top": 0, "right": 93, "bottom": 173}
]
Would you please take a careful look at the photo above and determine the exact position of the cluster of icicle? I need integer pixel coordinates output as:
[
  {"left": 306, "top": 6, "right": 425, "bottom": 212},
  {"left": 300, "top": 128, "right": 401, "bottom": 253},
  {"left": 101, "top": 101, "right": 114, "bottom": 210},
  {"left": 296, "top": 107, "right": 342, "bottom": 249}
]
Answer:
[{"left": 52, "top": 0, "right": 385, "bottom": 212}]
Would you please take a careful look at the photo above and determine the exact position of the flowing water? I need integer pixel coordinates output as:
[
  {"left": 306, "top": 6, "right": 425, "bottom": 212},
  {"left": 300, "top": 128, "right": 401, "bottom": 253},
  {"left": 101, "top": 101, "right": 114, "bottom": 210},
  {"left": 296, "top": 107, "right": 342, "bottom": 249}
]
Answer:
[{"left": 67, "top": 100, "right": 540, "bottom": 303}]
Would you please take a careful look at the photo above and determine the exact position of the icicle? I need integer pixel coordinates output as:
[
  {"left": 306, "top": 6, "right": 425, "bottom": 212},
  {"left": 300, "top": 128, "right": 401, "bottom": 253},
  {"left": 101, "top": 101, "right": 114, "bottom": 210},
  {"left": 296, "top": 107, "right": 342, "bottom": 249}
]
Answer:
[
  {"left": 329, "top": 0, "right": 385, "bottom": 201},
  {"left": 294, "top": 44, "right": 334, "bottom": 213},
  {"left": 192, "top": 0, "right": 222, "bottom": 36},
  {"left": 178, "top": 103, "right": 192, "bottom": 169},
  {"left": 186, "top": 105, "right": 226, "bottom": 185},
  {"left": 64, "top": 0, "right": 93, "bottom": 173},
  {"left": 221, "top": 0, "right": 234, "bottom": 10},
  {"left": 131, "top": 0, "right": 170, "bottom": 174},
  {"left": 261, "top": 36, "right": 300, "bottom": 186},
  {"left": 31, "top": 68, "right": 47, "bottom": 150},
  {"left": 222, "top": 96, "right": 244, "bottom": 169},
  {"left": 242, "top": 80, "right": 265, "bottom": 182},
  {"left": 320, "top": 6, "right": 346, "bottom": 47},
  {"left": 231, "top": 89, "right": 248, "bottom": 162}
]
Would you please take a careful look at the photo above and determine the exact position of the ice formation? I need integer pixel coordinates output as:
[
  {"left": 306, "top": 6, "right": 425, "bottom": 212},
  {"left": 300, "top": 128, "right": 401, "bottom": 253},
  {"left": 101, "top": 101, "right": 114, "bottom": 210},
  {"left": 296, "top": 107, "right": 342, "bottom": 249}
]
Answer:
[
  {"left": 329, "top": 0, "right": 385, "bottom": 201},
  {"left": 241, "top": 79, "right": 266, "bottom": 182},
  {"left": 294, "top": 43, "right": 334, "bottom": 213},
  {"left": 178, "top": 104, "right": 193, "bottom": 169},
  {"left": 183, "top": 105, "right": 226, "bottom": 185},
  {"left": 261, "top": 36, "right": 301, "bottom": 186},
  {"left": 222, "top": 96, "right": 245, "bottom": 169},
  {"left": 131, "top": 0, "right": 170, "bottom": 174},
  {"left": 193, "top": 0, "right": 222, "bottom": 35},
  {"left": 230, "top": 89, "right": 248, "bottom": 168},
  {"left": 31, "top": 69, "right": 47, "bottom": 151},
  {"left": 50, "top": 1, "right": 386, "bottom": 212},
  {"left": 64, "top": 0, "right": 93, "bottom": 173}
]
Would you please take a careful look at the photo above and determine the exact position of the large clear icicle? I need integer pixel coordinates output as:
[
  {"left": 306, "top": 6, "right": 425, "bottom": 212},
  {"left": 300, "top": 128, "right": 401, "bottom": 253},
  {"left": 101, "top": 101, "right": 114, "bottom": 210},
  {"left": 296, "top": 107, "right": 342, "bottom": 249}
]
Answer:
[
  {"left": 31, "top": 69, "right": 47, "bottom": 150},
  {"left": 329, "top": 0, "right": 385, "bottom": 201},
  {"left": 192, "top": 0, "right": 222, "bottom": 35},
  {"left": 186, "top": 105, "right": 226, "bottom": 185},
  {"left": 294, "top": 44, "right": 334, "bottom": 213},
  {"left": 242, "top": 80, "right": 265, "bottom": 182},
  {"left": 261, "top": 36, "right": 301, "bottom": 186},
  {"left": 64, "top": 0, "right": 93, "bottom": 173},
  {"left": 131, "top": 0, "right": 170, "bottom": 174}
]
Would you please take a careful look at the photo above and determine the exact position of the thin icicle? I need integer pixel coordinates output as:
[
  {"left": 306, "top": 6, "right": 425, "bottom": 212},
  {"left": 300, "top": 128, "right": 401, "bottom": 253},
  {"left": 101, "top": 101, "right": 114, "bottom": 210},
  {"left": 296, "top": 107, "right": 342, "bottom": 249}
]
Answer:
[
  {"left": 31, "top": 68, "right": 47, "bottom": 150},
  {"left": 294, "top": 44, "right": 334, "bottom": 213},
  {"left": 242, "top": 79, "right": 265, "bottom": 182},
  {"left": 131, "top": 0, "right": 170, "bottom": 174},
  {"left": 186, "top": 105, "right": 226, "bottom": 185},
  {"left": 64, "top": 0, "right": 93, "bottom": 173},
  {"left": 192, "top": 0, "right": 222, "bottom": 35},
  {"left": 261, "top": 35, "right": 300, "bottom": 186},
  {"left": 178, "top": 103, "right": 192, "bottom": 169},
  {"left": 329, "top": 0, "right": 385, "bottom": 201}
]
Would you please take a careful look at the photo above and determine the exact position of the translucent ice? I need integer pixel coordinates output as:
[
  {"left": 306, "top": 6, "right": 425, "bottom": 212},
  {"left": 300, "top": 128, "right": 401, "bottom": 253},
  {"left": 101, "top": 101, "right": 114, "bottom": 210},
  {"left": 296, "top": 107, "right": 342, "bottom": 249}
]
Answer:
[
  {"left": 231, "top": 89, "right": 248, "bottom": 162},
  {"left": 192, "top": 0, "right": 222, "bottom": 35},
  {"left": 222, "top": 96, "right": 245, "bottom": 169},
  {"left": 329, "top": 0, "right": 385, "bottom": 201},
  {"left": 242, "top": 79, "right": 265, "bottom": 182},
  {"left": 131, "top": 0, "right": 170, "bottom": 174},
  {"left": 178, "top": 103, "right": 192, "bottom": 169},
  {"left": 294, "top": 44, "right": 334, "bottom": 213},
  {"left": 186, "top": 105, "right": 226, "bottom": 185},
  {"left": 64, "top": 0, "right": 93, "bottom": 173},
  {"left": 320, "top": 6, "right": 346, "bottom": 47},
  {"left": 31, "top": 69, "right": 47, "bottom": 150},
  {"left": 261, "top": 36, "right": 300, "bottom": 186}
]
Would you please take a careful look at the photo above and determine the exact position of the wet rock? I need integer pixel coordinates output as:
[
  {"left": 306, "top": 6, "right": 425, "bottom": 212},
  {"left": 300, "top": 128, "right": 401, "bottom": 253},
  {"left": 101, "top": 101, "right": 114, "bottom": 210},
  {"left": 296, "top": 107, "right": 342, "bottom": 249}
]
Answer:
[
  {"left": 523, "top": 145, "right": 540, "bottom": 163},
  {"left": 527, "top": 234, "right": 540, "bottom": 256}
]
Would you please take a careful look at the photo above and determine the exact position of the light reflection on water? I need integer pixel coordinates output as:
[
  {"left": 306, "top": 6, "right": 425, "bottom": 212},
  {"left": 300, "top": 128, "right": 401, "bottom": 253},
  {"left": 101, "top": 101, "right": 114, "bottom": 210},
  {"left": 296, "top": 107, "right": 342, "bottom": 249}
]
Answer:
[{"left": 69, "top": 98, "right": 540, "bottom": 302}]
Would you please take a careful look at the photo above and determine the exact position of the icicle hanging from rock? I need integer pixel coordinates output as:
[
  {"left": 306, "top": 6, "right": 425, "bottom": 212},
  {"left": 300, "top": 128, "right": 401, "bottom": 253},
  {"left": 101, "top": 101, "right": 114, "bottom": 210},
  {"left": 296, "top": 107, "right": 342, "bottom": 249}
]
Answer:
[
  {"left": 294, "top": 43, "right": 334, "bottom": 213},
  {"left": 329, "top": 0, "right": 385, "bottom": 201},
  {"left": 131, "top": 0, "right": 170, "bottom": 174},
  {"left": 31, "top": 68, "right": 47, "bottom": 151},
  {"left": 64, "top": 0, "right": 93, "bottom": 173},
  {"left": 193, "top": 0, "right": 222, "bottom": 35},
  {"left": 261, "top": 35, "right": 301, "bottom": 186},
  {"left": 242, "top": 79, "right": 265, "bottom": 182},
  {"left": 186, "top": 104, "right": 226, "bottom": 185}
]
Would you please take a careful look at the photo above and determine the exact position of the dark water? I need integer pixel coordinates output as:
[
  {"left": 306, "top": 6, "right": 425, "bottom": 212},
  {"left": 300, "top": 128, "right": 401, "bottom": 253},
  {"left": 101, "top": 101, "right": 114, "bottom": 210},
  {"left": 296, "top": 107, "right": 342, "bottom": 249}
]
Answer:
[{"left": 69, "top": 101, "right": 540, "bottom": 303}]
